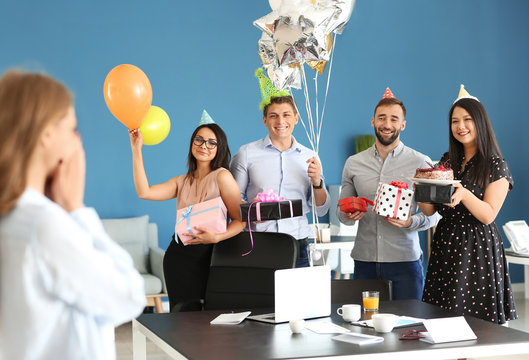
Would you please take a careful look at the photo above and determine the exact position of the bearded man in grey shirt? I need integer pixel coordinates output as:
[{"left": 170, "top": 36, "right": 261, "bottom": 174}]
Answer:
[{"left": 337, "top": 88, "right": 440, "bottom": 300}]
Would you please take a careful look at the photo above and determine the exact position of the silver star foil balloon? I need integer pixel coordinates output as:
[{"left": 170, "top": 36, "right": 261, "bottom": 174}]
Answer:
[
  {"left": 268, "top": 63, "right": 302, "bottom": 90},
  {"left": 258, "top": 33, "right": 302, "bottom": 90},
  {"left": 258, "top": 33, "right": 277, "bottom": 67},
  {"left": 253, "top": 0, "right": 355, "bottom": 66}
]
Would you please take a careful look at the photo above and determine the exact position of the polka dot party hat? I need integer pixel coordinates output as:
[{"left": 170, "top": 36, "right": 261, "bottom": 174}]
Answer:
[
  {"left": 255, "top": 68, "right": 290, "bottom": 110},
  {"left": 199, "top": 109, "right": 215, "bottom": 126},
  {"left": 454, "top": 84, "right": 479, "bottom": 103},
  {"left": 382, "top": 87, "right": 395, "bottom": 99}
]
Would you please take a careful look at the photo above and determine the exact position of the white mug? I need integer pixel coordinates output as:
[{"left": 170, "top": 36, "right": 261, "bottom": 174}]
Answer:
[
  {"left": 371, "top": 313, "right": 398, "bottom": 333},
  {"left": 336, "top": 304, "right": 361, "bottom": 322}
]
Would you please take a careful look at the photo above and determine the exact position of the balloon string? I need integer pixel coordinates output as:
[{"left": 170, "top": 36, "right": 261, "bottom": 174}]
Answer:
[
  {"left": 292, "top": 68, "right": 316, "bottom": 152},
  {"left": 314, "top": 72, "right": 319, "bottom": 154},
  {"left": 301, "top": 66, "right": 325, "bottom": 266},
  {"left": 317, "top": 33, "right": 337, "bottom": 146},
  {"left": 301, "top": 66, "right": 317, "bottom": 151}
]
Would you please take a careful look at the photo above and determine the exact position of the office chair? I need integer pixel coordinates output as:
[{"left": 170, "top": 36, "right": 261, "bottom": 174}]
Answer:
[
  {"left": 204, "top": 231, "right": 298, "bottom": 311},
  {"left": 331, "top": 279, "right": 392, "bottom": 304}
]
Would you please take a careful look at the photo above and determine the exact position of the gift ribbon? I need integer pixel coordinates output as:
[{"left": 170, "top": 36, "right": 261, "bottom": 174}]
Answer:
[
  {"left": 374, "top": 182, "right": 408, "bottom": 219},
  {"left": 392, "top": 187, "right": 403, "bottom": 219},
  {"left": 358, "top": 197, "right": 374, "bottom": 209},
  {"left": 388, "top": 181, "right": 408, "bottom": 219},
  {"left": 242, "top": 189, "right": 293, "bottom": 257},
  {"left": 176, "top": 204, "right": 227, "bottom": 239},
  {"left": 389, "top": 181, "right": 408, "bottom": 190}
]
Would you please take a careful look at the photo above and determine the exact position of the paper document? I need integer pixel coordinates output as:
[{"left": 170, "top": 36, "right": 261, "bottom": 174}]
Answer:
[
  {"left": 332, "top": 332, "right": 384, "bottom": 345},
  {"left": 305, "top": 321, "right": 350, "bottom": 334},
  {"left": 210, "top": 311, "right": 251, "bottom": 325},
  {"left": 352, "top": 316, "right": 424, "bottom": 328},
  {"left": 420, "top": 316, "right": 477, "bottom": 344}
]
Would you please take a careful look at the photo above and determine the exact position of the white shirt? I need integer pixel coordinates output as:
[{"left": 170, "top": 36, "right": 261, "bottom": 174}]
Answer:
[
  {"left": 0, "top": 189, "right": 145, "bottom": 360},
  {"left": 231, "top": 135, "right": 330, "bottom": 239}
]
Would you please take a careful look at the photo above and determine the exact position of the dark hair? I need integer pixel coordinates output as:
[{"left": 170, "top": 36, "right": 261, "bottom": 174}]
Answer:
[
  {"left": 373, "top": 97, "right": 406, "bottom": 118},
  {"left": 448, "top": 98, "right": 502, "bottom": 188},
  {"left": 263, "top": 96, "right": 298, "bottom": 116},
  {"left": 185, "top": 124, "right": 231, "bottom": 182}
]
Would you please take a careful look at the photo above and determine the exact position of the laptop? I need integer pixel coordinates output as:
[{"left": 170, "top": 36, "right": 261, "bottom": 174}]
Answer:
[{"left": 247, "top": 265, "right": 331, "bottom": 324}]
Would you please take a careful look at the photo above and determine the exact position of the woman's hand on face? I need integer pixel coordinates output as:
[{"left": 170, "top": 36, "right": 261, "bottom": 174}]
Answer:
[
  {"left": 445, "top": 182, "right": 466, "bottom": 208},
  {"left": 128, "top": 128, "right": 143, "bottom": 152},
  {"left": 46, "top": 134, "right": 85, "bottom": 212},
  {"left": 183, "top": 227, "right": 220, "bottom": 245}
]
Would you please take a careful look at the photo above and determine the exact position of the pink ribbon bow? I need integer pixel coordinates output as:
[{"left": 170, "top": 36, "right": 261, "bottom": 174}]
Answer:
[{"left": 243, "top": 189, "right": 284, "bottom": 256}]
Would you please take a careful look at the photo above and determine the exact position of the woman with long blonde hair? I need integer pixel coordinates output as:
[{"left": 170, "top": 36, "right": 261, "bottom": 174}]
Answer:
[{"left": 0, "top": 70, "right": 145, "bottom": 359}]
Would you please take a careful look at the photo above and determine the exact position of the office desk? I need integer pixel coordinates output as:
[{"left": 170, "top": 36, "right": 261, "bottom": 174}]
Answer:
[
  {"left": 506, "top": 250, "right": 529, "bottom": 299},
  {"left": 132, "top": 300, "right": 529, "bottom": 360}
]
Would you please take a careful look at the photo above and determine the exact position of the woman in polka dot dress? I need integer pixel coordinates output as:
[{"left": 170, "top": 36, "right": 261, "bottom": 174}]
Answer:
[{"left": 418, "top": 87, "right": 517, "bottom": 324}]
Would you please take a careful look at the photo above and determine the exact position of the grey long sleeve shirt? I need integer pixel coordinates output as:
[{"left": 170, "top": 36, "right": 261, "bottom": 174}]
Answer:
[{"left": 337, "top": 142, "right": 441, "bottom": 262}]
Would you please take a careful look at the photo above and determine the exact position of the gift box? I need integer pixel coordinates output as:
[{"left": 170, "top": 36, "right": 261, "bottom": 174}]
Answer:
[
  {"left": 414, "top": 184, "right": 454, "bottom": 204},
  {"left": 175, "top": 197, "right": 227, "bottom": 245},
  {"left": 338, "top": 196, "right": 374, "bottom": 213},
  {"left": 373, "top": 181, "right": 414, "bottom": 221},
  {"left": 240, "top": 199, "right": 303, "bottom": 222}
]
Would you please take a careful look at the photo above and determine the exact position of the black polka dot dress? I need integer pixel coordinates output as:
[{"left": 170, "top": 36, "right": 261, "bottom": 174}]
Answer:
[{"left": 422, "top": 153, "right": 517, "bottom": 324}]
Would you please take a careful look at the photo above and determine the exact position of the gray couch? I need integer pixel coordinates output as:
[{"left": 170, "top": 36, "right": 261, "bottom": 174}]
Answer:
[{"left": 101, "top": 214, "right": 167, "bottom": 312}]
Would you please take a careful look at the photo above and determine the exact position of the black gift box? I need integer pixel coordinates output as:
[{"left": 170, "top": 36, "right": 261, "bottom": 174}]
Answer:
[
  {"left": 414, "top": 184, "right": 455, "bottom": 204},
  {"left": 240, "top": 200, "right": 303, "bottom": 221}
]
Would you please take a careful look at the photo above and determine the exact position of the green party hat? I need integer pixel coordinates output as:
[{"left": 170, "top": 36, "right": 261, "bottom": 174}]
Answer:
[
  {"left": 199, "top": 109, "right": 215, "bottom": 126},
  {"left": 255, "top": 68, "right": 290, "bottom": 110}
]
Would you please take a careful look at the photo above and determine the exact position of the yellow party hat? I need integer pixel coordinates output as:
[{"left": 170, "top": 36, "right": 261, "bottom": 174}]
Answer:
[{"left": 454, "top": 84, "right": 479, "bottom": 103}]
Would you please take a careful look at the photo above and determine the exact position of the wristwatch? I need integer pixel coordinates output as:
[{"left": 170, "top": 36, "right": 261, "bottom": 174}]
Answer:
[{"left": 312, "top": 179, "right": 323, "bottom": 189}]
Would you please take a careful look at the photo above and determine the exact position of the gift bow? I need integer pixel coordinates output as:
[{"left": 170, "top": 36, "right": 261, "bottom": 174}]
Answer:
[
  {"left": 256, "top": 189, "right": 284, "bottom": 202},
  {"left": 176, "top": 204, "right": 227, "bottom": 237},
  {"left": 359, "top": 197, "right": 374, "bottom": 206},
  {"left": 389, "top": 181, "right": 409, "bottom": 190},
  {"left": 243, "top": 189, "right": 289, "bottom": 257}
]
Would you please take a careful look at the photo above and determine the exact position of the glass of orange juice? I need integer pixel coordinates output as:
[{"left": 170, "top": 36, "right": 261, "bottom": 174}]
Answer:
[{"left": 362, "top": 291, "right": 379, "bottom": 312}]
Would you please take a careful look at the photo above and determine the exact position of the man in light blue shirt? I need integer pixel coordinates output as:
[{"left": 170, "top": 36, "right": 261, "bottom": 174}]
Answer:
[
  {"left": 337, "top": 88, "right": 440, "bottom": 300},
  {"left": 231, "top": 95, "right": 331, "bottom": 267}
]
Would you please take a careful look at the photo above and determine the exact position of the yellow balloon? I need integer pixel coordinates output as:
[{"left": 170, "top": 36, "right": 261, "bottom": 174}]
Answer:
[{"left": 139, "top": 106, "right": 171, "bottom": 145}]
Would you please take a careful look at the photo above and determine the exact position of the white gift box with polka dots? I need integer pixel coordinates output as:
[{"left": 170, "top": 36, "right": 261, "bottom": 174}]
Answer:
[{"left": 373, "top": 182, "right": 414, "bottom": 221}]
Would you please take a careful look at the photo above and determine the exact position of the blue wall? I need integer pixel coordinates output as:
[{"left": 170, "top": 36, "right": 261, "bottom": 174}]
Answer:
[{"left": 1, "top": 0, "right": 527, "bottom": 282}]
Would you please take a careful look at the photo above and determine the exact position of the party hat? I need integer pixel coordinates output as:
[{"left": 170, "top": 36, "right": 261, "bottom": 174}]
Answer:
[
  {"left": 255, "top": 68, "right": 290, "bottom": 110},
  {"left": 382, "top": 87, "right": 395, "bottom": 99},
  {"left": 199, "top": 109, "right": 215, "bottom": 126},
  {"left": 454, "top": 84, "right": 479, "bottom": 103}
]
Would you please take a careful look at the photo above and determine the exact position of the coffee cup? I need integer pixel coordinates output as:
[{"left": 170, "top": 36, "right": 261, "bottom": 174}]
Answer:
[
  {"left": 371, "top": 313, "right": 398, "bottom": 333},
  {"left": 336, "top": 304, "right": 361, "bottom": 322},
  {"left": 289, "top": 319, "right": 305, "bottom": 333}
]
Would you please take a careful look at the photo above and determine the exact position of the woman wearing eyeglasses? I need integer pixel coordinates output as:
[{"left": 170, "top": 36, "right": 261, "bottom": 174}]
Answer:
[{"left": 129, "top": 122, "right": 244, "bottom": 311}]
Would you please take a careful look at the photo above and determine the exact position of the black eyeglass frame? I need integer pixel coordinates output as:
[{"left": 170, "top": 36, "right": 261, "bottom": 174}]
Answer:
[{"left": 193, "top": 136, "right": 218, "bottom": 150}]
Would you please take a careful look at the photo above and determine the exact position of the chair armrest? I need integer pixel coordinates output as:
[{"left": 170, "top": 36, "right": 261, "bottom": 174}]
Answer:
[{"left": 149, "top": 246, "right": 167, "bottom": 293}]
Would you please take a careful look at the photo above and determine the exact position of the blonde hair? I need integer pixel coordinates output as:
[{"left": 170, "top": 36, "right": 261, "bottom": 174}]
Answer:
[{"left": 0, "top": 70, "right": 72, "bottom": 215}]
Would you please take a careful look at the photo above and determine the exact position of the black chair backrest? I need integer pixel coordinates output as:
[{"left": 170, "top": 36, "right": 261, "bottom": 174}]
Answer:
[
  {"left": 204, "top": 231, "right": 298, "bottom": 311},
  {"left": 331, "top": 279, "right": 392, "bottom": 304}
]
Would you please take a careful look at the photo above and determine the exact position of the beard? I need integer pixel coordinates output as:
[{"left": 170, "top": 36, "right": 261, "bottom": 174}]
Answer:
[{"left": 375, "top": 127, "right": 400, "bottom": 146}]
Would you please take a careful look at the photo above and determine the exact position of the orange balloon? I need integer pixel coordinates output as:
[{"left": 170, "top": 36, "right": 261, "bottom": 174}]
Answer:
[{"left": 103, "top": 64, "right": 152, "bottom": 129}]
